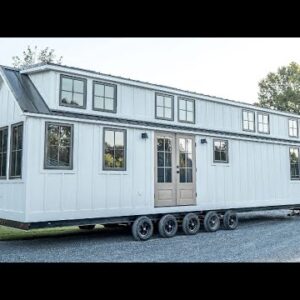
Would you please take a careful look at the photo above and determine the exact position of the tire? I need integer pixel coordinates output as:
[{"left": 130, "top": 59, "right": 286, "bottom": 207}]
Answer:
[
  {"left": 79, "top": 225, "right": 96, "bottom": 230},
  {"left": 132, "top": 216, "right": 154, "bottom": 241},
  {"left": 182, "top": 213, "right": 200, "bottom": 235},
  {"left": 158, "top": 214, "right": 178, "bottom": 238},
  {"left": 223, "top": 210, "right": 238, "bottom": 230},
  {"left": 203, "top": 211, "right": 220, "bottom": 232}
]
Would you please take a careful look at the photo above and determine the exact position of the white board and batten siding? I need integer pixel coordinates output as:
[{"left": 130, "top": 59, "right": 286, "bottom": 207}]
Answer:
[{"left": 0, "top": 77, "right": 26, "bottom": 221}]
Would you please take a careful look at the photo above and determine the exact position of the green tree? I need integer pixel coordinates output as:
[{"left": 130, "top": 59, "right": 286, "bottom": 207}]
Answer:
[
  {"left": 12, "top": 45, "right": 63, "bottom": 69},
  {"left": 256, "top": 62, "right": 300, "bottom": 114}
]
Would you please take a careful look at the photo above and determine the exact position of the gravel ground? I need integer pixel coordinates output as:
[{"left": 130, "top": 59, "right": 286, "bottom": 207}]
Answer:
[{"left": 1, "top": 209, "right": 300, "bottom": 262}]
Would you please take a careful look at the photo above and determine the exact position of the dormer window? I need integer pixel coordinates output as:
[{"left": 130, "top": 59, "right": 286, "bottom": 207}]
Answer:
[{"left": 60, "top": 75, "right": 87, "bottom": 109}]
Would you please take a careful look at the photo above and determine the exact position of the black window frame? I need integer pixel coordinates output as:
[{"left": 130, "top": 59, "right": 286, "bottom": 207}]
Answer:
[
  {"left": 290, "top": 147, "right": 300, "bottom": 180},
  {"left": 59, "top": 74, "right": 87, "bottom": 109},
  {"left": 0, "top": 126, "right": 8, "bottom": 179},
  {"left": 288, "top": 118, "right": 299, "bottom": 138},
  {"left": 257, "top": 112, "right": 270, "bottom": 134},
  {"left": 178, "top": 97, "right": 195, "bottom": 124},
  {"left": 92, "top": 81, "right": 117, "bottom": 113},
  {"left": 213, "top": 139, "right": 229, "bottom": 164},
  {"left": 242, "top": 109, "right": 255, "bottom": 132},
  {"left": 44, "top": 122, "right": 74, "bottom": 170},
  {"left": 9, "top": 122, "right": 23, "bottom": 179},
  {"left": 155, "top": 92, "right": 174, "bottom": 121},
  {"left": 103, "top": 128, "right": 127, "bottom": 171}
]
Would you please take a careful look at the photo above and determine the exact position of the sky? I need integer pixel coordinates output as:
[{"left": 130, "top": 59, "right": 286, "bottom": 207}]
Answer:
[{"left": 1, "top": 38, "right": 300, "bottom": 104}]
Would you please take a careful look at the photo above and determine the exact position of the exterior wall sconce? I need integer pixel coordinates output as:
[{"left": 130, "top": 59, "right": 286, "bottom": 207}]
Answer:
[
  {"left": 200, "top": 138, "right": 207, "bottom": 144},
  {"left": 141, "top": 133, "right": 148, "bottom": 139}
]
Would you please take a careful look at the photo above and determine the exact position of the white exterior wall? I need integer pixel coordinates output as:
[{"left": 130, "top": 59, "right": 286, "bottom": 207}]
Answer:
[
  {"left": 29, "top": 71, "right": 297, "bottom": 141},
  {"left": 0, "top": 78, "right": 26, "bottom": 221}
]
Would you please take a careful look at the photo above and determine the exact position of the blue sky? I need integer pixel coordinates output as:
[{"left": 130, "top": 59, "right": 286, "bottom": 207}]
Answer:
[{"left": 1, "top": 38, "right": 300, "bottom": 104}]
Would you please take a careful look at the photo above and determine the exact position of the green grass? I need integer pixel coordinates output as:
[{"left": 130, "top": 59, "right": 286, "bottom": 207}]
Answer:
[{"left": 0, "top": 225, "right": 103, "bottom": 241}]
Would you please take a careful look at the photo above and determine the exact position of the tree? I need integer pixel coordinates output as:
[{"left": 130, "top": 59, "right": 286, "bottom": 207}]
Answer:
[
  {"left": 12, "top": 45, "right": 63, "bottom": 69},
  {"left": 256, "top": 62, "right": 300, "bottom": 114}
]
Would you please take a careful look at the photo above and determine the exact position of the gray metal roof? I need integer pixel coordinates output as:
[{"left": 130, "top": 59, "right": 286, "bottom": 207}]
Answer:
[{"left": 0, "top": 66, "right": 50, "bottom": 114}]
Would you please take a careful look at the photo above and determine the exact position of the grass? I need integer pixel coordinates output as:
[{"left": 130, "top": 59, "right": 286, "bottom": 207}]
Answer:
[{"left": 0, "top": 225, "right": 103, "bottom": 241}]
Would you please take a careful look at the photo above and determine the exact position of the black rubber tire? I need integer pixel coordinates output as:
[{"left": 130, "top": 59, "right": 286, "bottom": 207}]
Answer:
[
  {"left": 132, "top": 216, "right": 153, "bottom": 241},
  {"left": 158, "top": 214, "right": 178, "bottom": 238},
  {"left": 79, "top": 225, "right": 96, "bottom": 230},
  {"left": 203, "top": 211, "right": 220, "bottom": 232},
  {"left": 223, "top": 210, "right": 238, "bottom": 230},
  {"left": 182, "top": 213, "right": 200, "bottom": 235}
]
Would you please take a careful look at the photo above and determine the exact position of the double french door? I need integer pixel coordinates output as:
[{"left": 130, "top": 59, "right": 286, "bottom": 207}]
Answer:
[{"left": 154, "top": 132, "right": 196, "bottom": 207}]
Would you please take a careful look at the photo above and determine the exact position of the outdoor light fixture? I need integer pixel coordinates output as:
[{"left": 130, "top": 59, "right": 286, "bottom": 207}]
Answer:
[
  {"left": 141, "top": 133, "right": 148, "bottom": 139},
  {"left": 201, "top": 138, "right": 207, "bottom": 144}
]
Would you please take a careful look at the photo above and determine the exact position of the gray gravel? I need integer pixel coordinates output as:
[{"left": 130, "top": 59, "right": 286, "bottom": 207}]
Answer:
[{"left": 1, "top": 209, "right": 300, "bottom": 262}]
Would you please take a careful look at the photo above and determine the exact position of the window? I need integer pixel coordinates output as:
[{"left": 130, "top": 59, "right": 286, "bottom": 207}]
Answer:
[
  {"left": 289, "top": 119, "right": 298, "bottom": 137},
  {"left": 0, "top": 127, "right": 8, "bottom": 178},
  {"left": 45, "top": 123, "right": 73, "bottom": 169},
  {"left": 93, "top": 81, "right": 117, "bottom": 113},
  {"left": 242, "top": 110, "right": 255, "bottom": 132},
  {"left": 10, "top": 123, "right": 23, "bottom": 178},
  {"left": 103, "top": 128, "right": 126, "bottom": 170},
  {"left": 258, "top": 113, "right": 270, "bottom": 134},
  {"left": 178, "top": 98, "right": 195, "bottom": 123},
  {"left": 179, "top": 138, "right": 193, "bottom": 183},
  {"left": 290, "top": 147, "right": 300, "bottom": 180},
  {"left": 157, "top": 137, "right": 172, "bottom": 183},
  {"left": 213, "top": 139, "right": 228, "bottom": 163},
  {"left": 60, "top": 75, "right": 86, "bottom": 108},
  {"left": 155, "top": 93, "right": 174, "bottom": 120}
]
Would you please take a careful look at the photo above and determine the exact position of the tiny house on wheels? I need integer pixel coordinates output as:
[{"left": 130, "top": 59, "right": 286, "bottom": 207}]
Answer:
[{"left": 0, "top": 62, "right": 300, "bottom": 241}]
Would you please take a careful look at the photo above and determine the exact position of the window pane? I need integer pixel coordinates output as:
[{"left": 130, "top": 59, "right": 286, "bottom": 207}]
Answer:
[
  {"left": 2, "top": 129, "right": 7, "bottom": 152},
  {"left": 158, "top": 152, "right": 164, "bottom": 167},
  {"left": 115, "top": 131, "right": 124, "bottom": 148},
  {"left": 214, "top": 141, "right": 221, "bottom": 151},
  {"left": 105, "top": 86, "right": 115, "bottom": 98},
  {"left": 105, "top": 98, "right": 114, "bottom": 111},
  {"left": 12, "top": 127, "right": 18, "bottom": 150},
  {"left": 248, "top": 112, "right": 254, "bottom": 121},
  {"left": 165, "top": 152, "right": 172, "bottom": 167},
  {"left": 258, "top": 114, "right": 263, "bottom": 122},
  {"left": 249, "top": 122, "right": 254, "bottom": 131},
  {"left": 220, "top": 151, "right": 227, "bottom": 162},
  {"left": 105, "top": 130, "right": 114, "bottom": 149},
  {"left": 157, "top": 138, "right": 164, "bottom": 151},
  {"left": 114, "top": 150, "right": 124, "bottom": 168},
  {"left": 164, "top": 108, "right": 172, "bottom": 119},
  {"left": 48, "top": 146, "right": 59, "bottom": 167},
  {"left": 187, "top": 153, "right": 193, "bottom": 167},
  {"left": 186, "top": 100, "right": 193, "bottom": 111},
  {"left": 243, "top": 111, "right": 248, "bottom": 121},
  {"left": 179, "top": 138, "right": 186, "bottom": 152},
  {"left": 17, "top": 126, "right": 23, "bottom": 150},
  {"left": 16, "top": 151, "right": 22, "bottom": 176},
  {"left": 73, "top": 80, "right": 84, "bottom": 93},
  {"left": 164, "top": 97, "right": 172, "bottom": 108},
  {"left": 263, "top": 124, "right": 268, "bottom": 132},
  {"left": 94, "top": 84, "right": 104, "bottom": 96},
  {"left": 214, "top": 151, "right": 221, "bottom": 161},
  {"left": 48, "top": 125, "right": 59, "bottom": 146},
  {"left": 72, "top": 93, "right": 84, "bottom": 106},
  {"left": 61, "top": 91, "right": 72, "bottom": 105},
  {"left": 187, "top": 111, "right": 194, "bottom": 122},
  {"left": 187, "top": 139, "right": 192, "bottom": 153},
  {"left": 164, "top": 139, "right": 172, "bottom": 152},
  {"left": 156, "top": 106, "right": 164, "bottom": 118},
  {"left": 61, "top": 77, "right": 72, "bottom": 91},
  {"left": 179, "top": 99, "right": 186, "bottom": 110},
  {"left": 179, "top": 110, "right": 186, "bottom": 121},
  {"left": 180, "top": 153, "right": 186, "bottom": 167},
  {"left": 60, "top": 126, "right": 71, "bottom": 146},
  {"left": 187, "top": 168, "right": 193, "bottom": 182},
  {"left": 104, "top": 149, "right": 114, "bottom": 168},
  {"left": 94, "top": 96, "right": 104, "bottom": 109},
  {"left": 158, "top": 167, "right": 164, "bottom": 183},
  {"left": 156, "top": 95, "right": 164, "bottom": 107},
  {"left": 165, "top": 168, "right": 172, "bottom": 182},
  {"left": 259, "top": 123, "right": 263, "bottom": 132},
  {"left": 263, "top": 115, "right": 268, "bottom": 123},
  {"left": 180, "top": 168, "right": 186, "bottom": 183},
  {"left": 59, "top": 147, "right": 70, "bottom": 167}
]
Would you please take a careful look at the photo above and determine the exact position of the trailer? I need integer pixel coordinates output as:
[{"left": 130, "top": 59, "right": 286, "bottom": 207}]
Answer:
[{"left": 0, "top": 62, "right": 300, "bottom": 241}]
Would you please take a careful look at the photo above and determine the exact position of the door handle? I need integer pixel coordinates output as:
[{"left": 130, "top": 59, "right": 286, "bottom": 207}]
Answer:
[{"left": 176, "top": 170, "right": 180, "bottom": 174}]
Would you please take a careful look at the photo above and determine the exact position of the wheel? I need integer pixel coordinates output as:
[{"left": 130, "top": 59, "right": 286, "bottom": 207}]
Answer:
[
  {"left": 79, "top": 225, "right": 95, "bottom": 230},
  {"left": 223, "top": 210, "right": 238, "bottom": 230},
  {"left": 203, "top": 211, "right": 220, "bottom": 232},
  {"left": 131, "top": 216, "right": 154, "bottom": 241},
  {"left": 158, "top": 214, "right": 178, "bottom": 238},
  {"left": 182, "top": 213, "right": 200, "bottom": 235}
]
